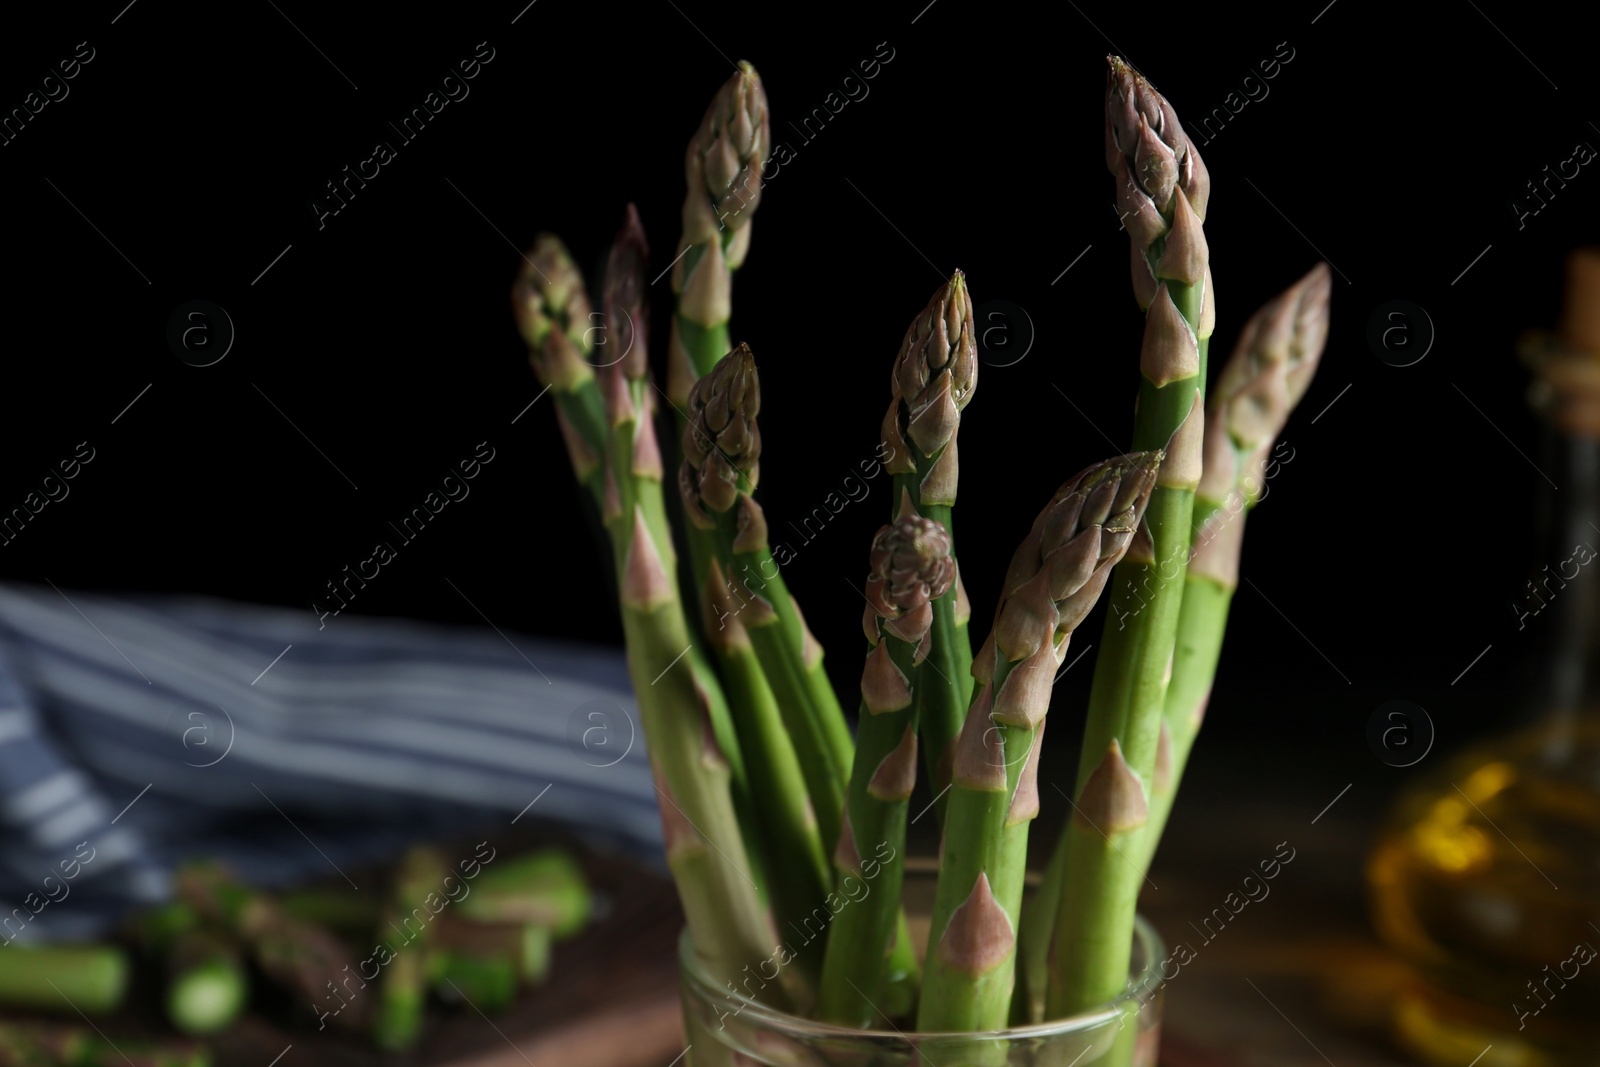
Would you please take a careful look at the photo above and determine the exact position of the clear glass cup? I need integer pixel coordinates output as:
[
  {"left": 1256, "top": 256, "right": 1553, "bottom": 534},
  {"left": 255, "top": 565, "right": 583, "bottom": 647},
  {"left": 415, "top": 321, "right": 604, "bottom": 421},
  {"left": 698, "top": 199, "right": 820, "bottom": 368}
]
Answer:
[{"left": 678, "top": 866, "right": 1164, "bottom": 1066}]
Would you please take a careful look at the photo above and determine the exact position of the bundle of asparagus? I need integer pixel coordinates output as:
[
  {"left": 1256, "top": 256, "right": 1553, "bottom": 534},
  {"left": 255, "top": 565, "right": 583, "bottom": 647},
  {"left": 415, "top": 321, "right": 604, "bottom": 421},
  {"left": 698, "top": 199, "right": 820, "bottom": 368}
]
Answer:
[{"left": 514, "top": 54, "right": 1330, "bottom": 1063}]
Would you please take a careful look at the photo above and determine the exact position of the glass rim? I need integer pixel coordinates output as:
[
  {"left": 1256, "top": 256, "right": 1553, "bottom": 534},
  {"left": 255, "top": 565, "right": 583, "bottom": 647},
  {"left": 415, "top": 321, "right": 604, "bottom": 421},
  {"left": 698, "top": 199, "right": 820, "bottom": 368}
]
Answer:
[{"left": 677, "top": 896, "right": 1165, "bottom": 1041}]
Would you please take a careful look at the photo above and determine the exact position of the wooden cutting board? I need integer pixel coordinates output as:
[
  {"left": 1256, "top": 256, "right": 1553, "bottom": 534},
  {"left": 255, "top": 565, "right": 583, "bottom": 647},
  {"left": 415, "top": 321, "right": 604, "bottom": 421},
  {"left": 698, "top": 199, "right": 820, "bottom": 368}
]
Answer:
[{"left": 202, "top": 830, "right": 691, "bottom": 1067}]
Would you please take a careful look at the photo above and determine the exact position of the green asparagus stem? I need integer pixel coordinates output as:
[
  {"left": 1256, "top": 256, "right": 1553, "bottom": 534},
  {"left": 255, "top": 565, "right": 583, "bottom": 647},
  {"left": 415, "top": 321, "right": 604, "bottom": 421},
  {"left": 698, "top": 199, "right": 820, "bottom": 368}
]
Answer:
[
  {"left": 664, "top": 70, "right": 854, "bottom": 878},
  {"left": 131, "top": 902, "right": 244, "bottom": 1035},
  {"left": 601, "top": 210, "right": 761, "bottom": 886},
  {"left": 165, "top": 933, "right": 248, "bottom": 1036},
  {"left": 518, "top": 224, "right": 749, "bottom": 809},
  {"left": 514, "top": 217, "right": 780, "bottom": 1008},
  {"left": 1048, "top": 57, "right": 1213, "bottom": 1025},
  {"left": 174, "top": 863, "right": 365, "bottom": 1031},
  {"left": 453, "top": 849, "right": 592, "bottom": 937},
  {"left": 0, "top": 944, "right": 126, "bottom": 1014},
  {"left": 667, "top": 63, "right": 771, "bottom": 407},
  {"left": 883, "top": 271, "right": 978, "bottom": 826},
  {"left": 431, "top": 912, "right": 554, "bottom": 1006},
  {"left": 919, "top": 454, "right": 1160, "bottom": 1034},
  {"left": 432, "top": 951, "right": 519, "bottom": 1012},
  {"left": 667, "top": 69, "right": 860, "bottom": 925},
  {"left": 725, "top": 493, "right": 855, "bottom": 837},
  {"left": 511, "top": 234, "right": 608, "bottom": 502},
  {"left": 372, "top": 930, "right": 426, "bottom": 1052},
  {"left": 682, "top": 345, "right": 847, "bottom": 856},
  {"left": 1136, "top": 264, "right": 1331, "bottom": 876},
  {"left": 817, "top": 494, "right": 954, "bottom": 1025},
  {"left": 655, "top": 69, "right": 779, "bottom": 804},
  {"left": 703, "top": 555, "right": 833, "bottom": 990},
  {"left": 686, "top": 345, "right": 922, "bottom": 1006},
  {"left": 1010, "top": 830, "right": 1067, "bottom": 1025},
  {"left": 880, "top": 284, "right": 971, "bottom": 1011},
  {"left": 670, "top": 332, "right": 784, "bottom": 912},
  {"left": 606, "top": 342, "right": 786, "bottom": 1007},
  {"left": 428, "top": 918, "right": 524, "bottom": 1013},
  {"left": 371, "top": 847, "right": 449, "bottom": 1049},
  {"left": 520, "top": 925, "right": 552, "bottom": 983}
]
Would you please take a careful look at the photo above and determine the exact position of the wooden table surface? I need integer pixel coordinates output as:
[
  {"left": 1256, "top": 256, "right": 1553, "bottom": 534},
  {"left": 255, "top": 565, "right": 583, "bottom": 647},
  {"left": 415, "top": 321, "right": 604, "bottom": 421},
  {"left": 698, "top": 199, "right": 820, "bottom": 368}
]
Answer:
[{"left": 1138, "top": 775, "right": 1420, "bottom": 1067}]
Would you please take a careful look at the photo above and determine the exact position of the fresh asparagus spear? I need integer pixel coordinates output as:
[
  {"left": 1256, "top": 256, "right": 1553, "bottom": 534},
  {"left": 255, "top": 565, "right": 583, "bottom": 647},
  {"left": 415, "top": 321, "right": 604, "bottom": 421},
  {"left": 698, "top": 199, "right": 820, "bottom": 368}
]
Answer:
[
  {"left": 515, "top": 228, "right": 749, "bottom": 817},
  {"left": 918, "top": 453, "right": 1160, "bottom": 1034},
  {"left": 683, "top": 361, "right": 856, "bottom": 818},
  {"left": 453, "top": 849, "right": 592, "bottom": 938},
  {"left": 883, "top": 271, "right": 978, "bottom": 826},
  {"left": 667, "top": 63, "right": 771, "bottom": 406},
  {"left": 511, "top": 234, "right": 608, "bottom": 501},
  {"left": 816, "top": 494, "right": 954, "bottom": 1024},
  {"left": 519, "top": 925, "right": 552, "bottom": 983},
  {"left": 601, "top": 211, "right": 767, "bottom": 893},
  {"left": 174, "top": 863, "right": 364, "bottom": 1031},
  {"left": 427, "top": 917, "right": 524, "bottom": 1013},
  {"left": 279, "top": 849, "right": 592, "bottom": 937},
  {"left": 656, "top": 68, "right": 782, "bottom": 794},
  {"left": 1048, "top": 56, "right": 1213, "bottom": 1023},
  {"left": 132, "top": 902, "right": 248, "bottom": 1036},
  {"left": 600, "top": 298, "right": 786, "bottom": 1007},
  {"left": 372, "top": 847, "right": 448, "bottom": 1050},
  {"left": 514, "top": 231, "right": 777, "bottom": 1001},
  {"left": 678, "top": 343, "right": 831, "bottom": 976},
  {"left": 1136, "top": 263, "right": 1331, "bottom": 876},
  {"left": 431, "top": 951, "right": 518, "bottom": 1013},
  {"left": 165, "top": 932, "right": 248, "bottom": 1037},
  {"left": 371, "top": 931, "right": 426, "bottom": 1052},
  {"left": 1010, "top": 829, "right": 1066, "bottom": 1025},
  {"left": 683, "top": 346, "right": 848, "bottom": 856},
  {"left": 702, "top": 553, "right": 833, "bottom": 991},
  {"left": 0, "top": 944, "right": 126, "bottom": 1014},
  {"left": 687, "top": 346, "right": 924, "bottom": 1008},
  {"left": 667, "top": 68, "right": 854, "bottom": 794}
]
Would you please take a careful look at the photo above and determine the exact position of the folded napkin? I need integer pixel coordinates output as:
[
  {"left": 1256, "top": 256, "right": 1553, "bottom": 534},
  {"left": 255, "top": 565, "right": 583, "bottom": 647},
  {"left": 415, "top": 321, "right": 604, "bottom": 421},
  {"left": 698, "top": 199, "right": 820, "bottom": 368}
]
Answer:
[{"left": 0, "top": 583, "right": 659, "bottom": 944}]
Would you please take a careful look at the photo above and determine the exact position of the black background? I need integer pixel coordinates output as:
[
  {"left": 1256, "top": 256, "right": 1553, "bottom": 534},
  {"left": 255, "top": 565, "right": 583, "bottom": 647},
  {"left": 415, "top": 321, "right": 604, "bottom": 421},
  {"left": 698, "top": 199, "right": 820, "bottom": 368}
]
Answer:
[{"left": 2, "top": 0, "right": 1597, "bottom": 808}]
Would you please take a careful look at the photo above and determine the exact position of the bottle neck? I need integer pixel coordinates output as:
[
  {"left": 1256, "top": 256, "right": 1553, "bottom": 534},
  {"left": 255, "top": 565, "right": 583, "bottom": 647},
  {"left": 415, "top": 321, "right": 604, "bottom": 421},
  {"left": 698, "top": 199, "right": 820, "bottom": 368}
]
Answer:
[{"left": 1533, "top": 432, "right": 1600, "bottom": 715}]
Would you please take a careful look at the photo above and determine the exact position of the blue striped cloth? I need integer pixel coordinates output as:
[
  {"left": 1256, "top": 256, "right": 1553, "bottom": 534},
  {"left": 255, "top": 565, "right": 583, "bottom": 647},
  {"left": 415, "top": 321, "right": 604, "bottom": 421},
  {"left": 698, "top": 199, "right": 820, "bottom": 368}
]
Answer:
[{"left": 0, "top": 583, "right": 659, "bottom": 945}]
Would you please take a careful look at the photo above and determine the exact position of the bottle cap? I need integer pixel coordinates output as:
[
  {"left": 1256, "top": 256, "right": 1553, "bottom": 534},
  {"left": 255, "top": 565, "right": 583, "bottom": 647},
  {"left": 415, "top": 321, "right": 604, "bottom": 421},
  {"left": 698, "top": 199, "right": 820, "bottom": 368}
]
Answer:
[{"left": 1561, "top": 248, "right": 1600, "bottom": 356}]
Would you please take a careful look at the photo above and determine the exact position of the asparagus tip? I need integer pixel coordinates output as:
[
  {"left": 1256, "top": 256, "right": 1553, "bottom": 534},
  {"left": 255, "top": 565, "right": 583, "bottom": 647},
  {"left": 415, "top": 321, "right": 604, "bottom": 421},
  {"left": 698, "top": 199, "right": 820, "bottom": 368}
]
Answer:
[
  {"left": 893, "top": 273, "right": 978, "bottom": 457},
  {"left": 603, "top": 202, "right": 650, "bottom": 382},
  {"left": 681, "top": 343, "right": 761, "bottom": 514}
]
